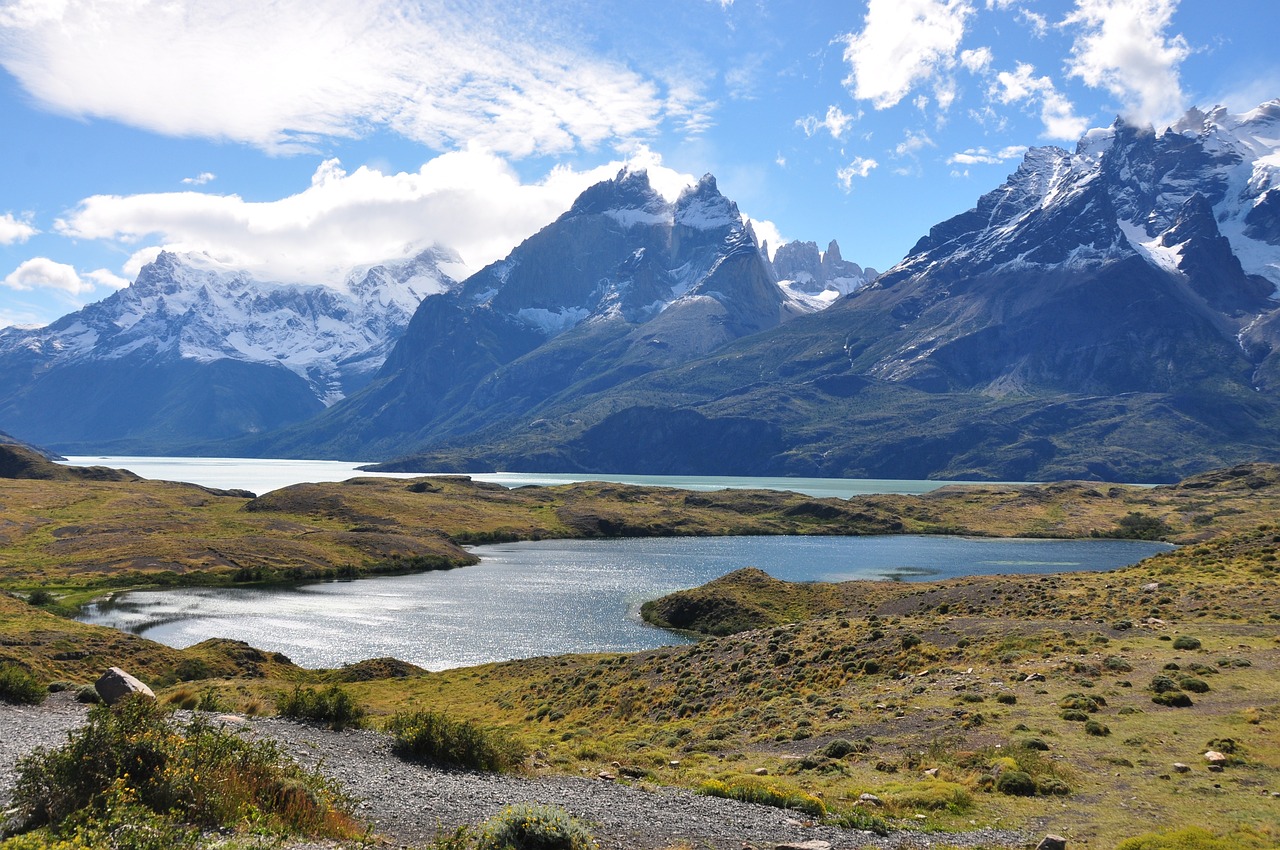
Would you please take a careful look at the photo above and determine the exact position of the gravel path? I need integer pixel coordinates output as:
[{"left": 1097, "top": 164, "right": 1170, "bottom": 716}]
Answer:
[{"left": 2, "top": 696, "right": 1028, "bottom": 849}]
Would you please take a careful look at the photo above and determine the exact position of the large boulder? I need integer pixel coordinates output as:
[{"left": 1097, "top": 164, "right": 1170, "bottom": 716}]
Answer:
[{"left": 94, "top": 667, "right": 155, "bottom": 705}]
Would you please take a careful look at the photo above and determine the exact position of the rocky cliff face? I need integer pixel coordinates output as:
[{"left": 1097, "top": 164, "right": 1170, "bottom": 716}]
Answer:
[
  {"left": 240, "top": 169, "right": 821, "bottom": 459},
  {"left": 772, "top": 239, "right": 878, "bottom": 307}
]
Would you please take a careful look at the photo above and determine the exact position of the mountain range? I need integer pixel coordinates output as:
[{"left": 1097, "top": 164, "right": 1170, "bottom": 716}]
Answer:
[
  {"left": 2, "top": 100, "right": 1278, "bottom": 481},
  {"left": 0, "top": 246, "right": 464, "bottom": 452},
  {"left": 349, "top": 101, "right": 1280, "bottom": 482}
]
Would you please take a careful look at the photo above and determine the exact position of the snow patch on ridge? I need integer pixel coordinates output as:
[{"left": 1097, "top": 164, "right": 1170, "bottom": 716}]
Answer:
[
  {"left": 1119, "top": 220, "right": 1184, "bottom": 274},
  {"left": 517, "top": 306, "right": 590, "bottom": 335}
]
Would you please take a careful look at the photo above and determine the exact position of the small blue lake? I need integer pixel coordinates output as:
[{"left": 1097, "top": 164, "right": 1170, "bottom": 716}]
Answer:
[{"left": 78, "top": 535, "right": 1172, "bottom": 671}]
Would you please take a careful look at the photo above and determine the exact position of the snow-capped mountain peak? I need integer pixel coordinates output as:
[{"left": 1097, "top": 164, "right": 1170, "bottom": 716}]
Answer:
[
  {"left": 0, "top": 247, "right": 461, "bottom": 407},
  {"left": 882, "top": 102, "right": 1280, "bottom": 297}
]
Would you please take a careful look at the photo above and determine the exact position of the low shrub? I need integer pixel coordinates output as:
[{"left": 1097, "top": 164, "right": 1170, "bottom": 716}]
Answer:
[
  {"left": 995, "top": 693, "right": 1017, "bottom": 705},
  {"left": 7, "top": 696, "right": 358, "bottom": 842},
  {"left": 994, "top": 770, "right": 1036, "bottom": 796},
  {"left": 275, "top": 685, "right": 365, "bottom": 730},
  {"left": 829, "top": 808, "right": 890, "bottom": 835},
  {"left": 1036, "top": 777, "right": 1071, "bottom": 796},
  {"left": 698, "top": 777, "right": 825, "bottom": 818},
  {"left": 476, "top": 803, "right": 597, "bottom": 850},
  {"left": 0, "top": 665, "right": 45, "bottom": 706},
  {"left": 387, "top": 709, "right": 526, "bottom": 772},
  {"left": 1172, "top": 636, "right": 1203, "bottom": 651},
  {"left": 1178, "top": 676, "right": 1210, "bottom": 694},
  {"left": 1152, "top": 691, "right": 1193, "bottom": 708},
  {"left": 817, "top": 738, "right": 864, "bottom": 759},
  {"left": 1084, "top": 720, "right": 1111, "bottom": 737},
  {"left": 25, "top": 589, "right": 56, "bottom": 607}
]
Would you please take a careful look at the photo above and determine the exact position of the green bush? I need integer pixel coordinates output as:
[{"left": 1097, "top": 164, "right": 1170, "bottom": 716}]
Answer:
[
  {"left": 275, "top": 685, "right": 365, "bottom": 730},
  {"left": 387, "top": 709, "right": 526, "bottom": 772},
  {"left": 1178, "top": 676, "right": 1210, "bottom": 693},
  {"left": 25, "top": 589, "right": 56, "bottom": 607},
  {"left": 1172, "top": 636, "right": 1202, "bottom": 651},
  {"left": 1036, "top": 777, "right": 1071, "bottom": 796},
  {"left": 1084, "top": 719, "right": 1111, "bottom": 736},
  {"left": 1152, "top": 691, "right": 1193, "bottom": 708},
  {"left": 476, "top": 803, "right": 597, "bottom": 850},
  {"left": 994, "top": 770, "right": 1036, "bottom": 796},
  {"left": 0, "top": 665, "right": 45, "bottom": 706},
  {"left": 7, "top": 696, "right": 357, "bottom": 842},
  {"left": 817, "top": 738, "right": 861, "bottom": 759}
]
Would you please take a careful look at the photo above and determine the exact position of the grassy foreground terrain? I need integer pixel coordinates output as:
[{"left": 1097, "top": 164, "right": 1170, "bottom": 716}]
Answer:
[{"left": 2, "top": 447, "right": 1279, "bottom": 848}]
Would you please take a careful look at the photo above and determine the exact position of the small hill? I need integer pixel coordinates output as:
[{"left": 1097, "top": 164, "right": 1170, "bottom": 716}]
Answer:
[{"left": 0, "top": 443, "right": 138, "bottom": 482}]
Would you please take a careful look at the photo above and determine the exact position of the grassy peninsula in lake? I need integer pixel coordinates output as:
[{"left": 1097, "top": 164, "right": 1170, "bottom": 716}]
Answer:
[{"left": 1, "top": 445, "right": 1278, "bottom": 849}]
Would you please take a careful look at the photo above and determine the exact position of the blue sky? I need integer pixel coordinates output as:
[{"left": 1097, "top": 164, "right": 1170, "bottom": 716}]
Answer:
[{"left": 1, "top": 0, "right": 1278, "bottom": 328}]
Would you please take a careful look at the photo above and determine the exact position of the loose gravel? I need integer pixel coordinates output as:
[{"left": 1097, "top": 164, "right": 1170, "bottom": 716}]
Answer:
[{"left": 2, "top": 696, "right": 1028, "bottom": 849}]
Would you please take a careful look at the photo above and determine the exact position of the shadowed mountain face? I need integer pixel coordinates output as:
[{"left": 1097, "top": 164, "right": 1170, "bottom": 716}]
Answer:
[{"left": 356, "top": 104, "right": 1280, "bottom": 483}]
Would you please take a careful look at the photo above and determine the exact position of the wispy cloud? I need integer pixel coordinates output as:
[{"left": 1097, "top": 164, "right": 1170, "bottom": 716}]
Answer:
[
  {"left": 841, "top": 0, "right": 974, "bottom": 110},
  {"left": 53, "top": 148, "right": 701, "bottom": 286},
  {"left": 0, "top": 0, "right": 684, "bottom": 156},
  {"left": 1062, "top": 0, "right": 1190, "bottom": 127},
  {"left": 797, "top": 106, "right": 857, "bottom": 140},
  {"left": 0, "top": 212, "right": 38, "bottom": 244},
  {"left": 836, "top": 156, "right": 879, "bottom": 191},
  {"left": 992, "top": 63, "right": 1089, "bottom": 139},
  {"left": 947, "top": 144, "right": 1027, "bottom": 165},
  {"left": 894, "top": 129, "right": 936, "bottom": 158},
  {"left": 182, "top": 172, "right": 216, "bottom": 186}
]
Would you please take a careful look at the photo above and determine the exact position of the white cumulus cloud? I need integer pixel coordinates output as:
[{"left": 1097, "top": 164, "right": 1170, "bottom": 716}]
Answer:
[
  {"left": 841, "top": 0, "right": 974, "bottom": 110},
  {"left": 960, "top": 47, "right": 993, "bottom": 73},
  {"left": 0, "top": 212, "right": 38, "bottom": 244},
  {"left": 1062, "top": 0, "right": 1191, "bottom": 127},
  {"left": 3, "top": 257, "right": 94, "bottom": 295},
  {"left": 182, "top": 172, "right": 216, "bottom": 186},
  {"left": 992, "top": 63, "right": 1089, "bottom": 140},
  {"left": 0, "top": 0, "right": 680, "bottom": 156},
  {"left": 55, "top": 148, "right": 703, "bottom": 287}
]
